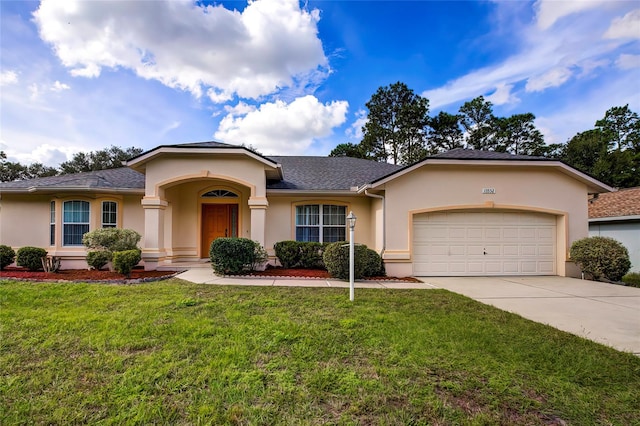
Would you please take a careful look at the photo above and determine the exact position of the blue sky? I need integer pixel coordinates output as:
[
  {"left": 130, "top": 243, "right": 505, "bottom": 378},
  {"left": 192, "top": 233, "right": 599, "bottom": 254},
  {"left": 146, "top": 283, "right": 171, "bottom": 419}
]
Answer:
[{"left": 1, "top": 0, "right": 639, "bottom": 166}]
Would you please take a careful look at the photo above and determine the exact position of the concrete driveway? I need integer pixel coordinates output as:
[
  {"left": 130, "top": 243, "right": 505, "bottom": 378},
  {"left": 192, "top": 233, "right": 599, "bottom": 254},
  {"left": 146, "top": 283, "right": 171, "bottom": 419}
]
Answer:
[{"left": 418, "top": 276, "right": 640, "bottom": 355}]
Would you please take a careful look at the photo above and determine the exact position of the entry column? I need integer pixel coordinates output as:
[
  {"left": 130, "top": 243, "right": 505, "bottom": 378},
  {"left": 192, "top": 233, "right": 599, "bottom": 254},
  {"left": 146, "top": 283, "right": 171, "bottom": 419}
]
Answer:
[
  {"left": 248, "top": 197, "right": 268, "bottom": 247},
  {"left": 141, "top": 197, "right": 168, "bottom": 270}
]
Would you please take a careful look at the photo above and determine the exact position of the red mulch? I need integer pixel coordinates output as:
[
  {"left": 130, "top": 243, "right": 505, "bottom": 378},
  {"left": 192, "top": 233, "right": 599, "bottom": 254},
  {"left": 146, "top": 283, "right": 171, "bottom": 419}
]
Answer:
[
  {"left": 0, "top": 266, "right": 421, "bottom": 283},
  {"left": 0, "top": 267, "right": 175, "bottom": 282}
]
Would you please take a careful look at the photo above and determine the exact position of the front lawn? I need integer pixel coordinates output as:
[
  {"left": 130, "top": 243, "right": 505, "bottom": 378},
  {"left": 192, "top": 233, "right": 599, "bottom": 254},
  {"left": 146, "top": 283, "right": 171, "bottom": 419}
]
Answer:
[{"left": 1, "top": 279, "right": 638, "bottom": 425}]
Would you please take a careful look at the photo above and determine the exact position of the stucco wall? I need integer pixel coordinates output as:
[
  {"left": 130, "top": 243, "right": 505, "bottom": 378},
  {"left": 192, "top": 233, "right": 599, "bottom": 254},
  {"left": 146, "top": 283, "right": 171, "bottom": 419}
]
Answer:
[
  {"left": 590, "top": 221, "right": 640, "bottom": 272},
  {"left": 265, "top": 195, "right": 375, "bottom": 255},
  {"left": 380, "top": 165, "right": 590, "bottom": 277},
  {"left": 0, "top": 194, "right": 51, "bottom": 250}
]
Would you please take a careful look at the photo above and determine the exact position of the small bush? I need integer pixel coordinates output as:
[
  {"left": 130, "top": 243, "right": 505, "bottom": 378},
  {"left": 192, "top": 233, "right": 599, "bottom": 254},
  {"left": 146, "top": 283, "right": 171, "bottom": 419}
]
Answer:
[
  {"left": 16, "top": 246, "right": 48, "bottom": 272},
  {"left": 323, "top": 242, "right": 367, "bottom": 280},
  {"left": 362, "top": 248, "right": 384, "bottom": 277},
  {"left": 622, "top": 272, "right": 640, "bottom": 288},
  {"left": 299, "top": 242, "right": 325, "bottom": 269},
  {"left": 112, "top": 249, "right": 141, "bottom": 277},
  {"left": 570, "top": 236, "right": 631, "bottom": 282},
  {"left": 210, "top": 238, "right": 266, "bottom": 275},
  {"left": 86, "top": 250, "right": 111, "bottom": 270},
  {"left": 83, "top": 228, "right": 141, "bottom": 252},
  {"left": 274, "top": 240, "right": 300, "bottom": 268},
  {"left": 0, "top": 245, "right": 16, "bottom": 270}
]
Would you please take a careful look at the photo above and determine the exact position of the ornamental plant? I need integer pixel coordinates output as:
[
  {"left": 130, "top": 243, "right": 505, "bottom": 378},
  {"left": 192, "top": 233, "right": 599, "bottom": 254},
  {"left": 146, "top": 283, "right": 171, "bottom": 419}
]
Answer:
[
  {"left": 322, "top": 242, "right": 384, "bottom": 280},
  {"left": 83, "top": 228, "right": 141, "bottom": 268},
  {"left": 570, "top": 236, "right": 631, "bottom": 282},
  {"left": 0, "top": 245, "right": 16, "bottom": 270},
  {"left": 112, "top": 249, "right": 142, "bottom": 277},
  {"left": 16, "top": 246, "right": 48, "bottom": 272},
  {"left": 210, "top": 238, "right": 267, "bottom": 275}
]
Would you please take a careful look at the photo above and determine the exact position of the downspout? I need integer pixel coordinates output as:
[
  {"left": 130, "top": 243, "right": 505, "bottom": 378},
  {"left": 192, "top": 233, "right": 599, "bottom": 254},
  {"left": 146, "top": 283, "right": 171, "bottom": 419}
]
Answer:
[{"left": 363, "top": 189, "right": 386, "bottom": 258}]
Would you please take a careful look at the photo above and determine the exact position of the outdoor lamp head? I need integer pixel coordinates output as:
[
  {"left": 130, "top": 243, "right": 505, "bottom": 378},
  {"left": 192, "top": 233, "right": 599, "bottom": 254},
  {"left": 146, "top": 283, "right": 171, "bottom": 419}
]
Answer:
[{"left": 347, "top": 211, "right": 357, "bottom": 229}]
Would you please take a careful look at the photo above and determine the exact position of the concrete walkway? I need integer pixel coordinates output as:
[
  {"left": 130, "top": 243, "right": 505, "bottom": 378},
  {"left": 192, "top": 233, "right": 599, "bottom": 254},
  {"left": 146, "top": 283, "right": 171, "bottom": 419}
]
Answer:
[
  {"left": 176, "top": 269, "right": 640, "bottom": 355},
  {"left": 175, "top": 268, "right": 428, "bottom": 289},
  {"left": 420, "top": 276, "right": 640, "bottom": 355}
]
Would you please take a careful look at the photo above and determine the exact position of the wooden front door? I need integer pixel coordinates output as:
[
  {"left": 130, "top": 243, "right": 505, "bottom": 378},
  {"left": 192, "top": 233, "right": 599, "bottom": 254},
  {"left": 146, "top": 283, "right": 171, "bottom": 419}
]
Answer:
[{"left": 201, "top": 204, "right": 234, "bottom": 257}]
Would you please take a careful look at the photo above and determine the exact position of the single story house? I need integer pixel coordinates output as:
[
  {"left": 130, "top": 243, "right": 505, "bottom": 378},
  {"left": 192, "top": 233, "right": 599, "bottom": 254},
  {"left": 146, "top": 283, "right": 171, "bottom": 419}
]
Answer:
[
  {"left": 589, "top": 186, "right": 640, "bottom": 272},
  {"left": 0, "top": 142, "right": 613, "bottom": 277}
]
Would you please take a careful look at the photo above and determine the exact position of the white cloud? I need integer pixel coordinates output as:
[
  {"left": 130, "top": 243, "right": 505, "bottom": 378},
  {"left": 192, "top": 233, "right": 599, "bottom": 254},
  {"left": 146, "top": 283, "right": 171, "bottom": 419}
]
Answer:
[
  {"left": 214, "top": 95, "right": 348, "bottom": 154},
  {"left": 0, "top": 70, "right": 18, "bottom": 85},
  {"left": 616, "top": 53, "right": 640, "bottom": 69},
  {"left": 604, "top": 9, "right": 640, "bottom": 39},
  {"left": 535, "top": 0, "right": 607, "bottom": 30},
  {"left": 29, "top": 83, "right": 40, "bottom": 100},
  {"left": 485, "top": 83, "right": 519, "bottom": 105},
  {"left": 525, "top": 67, "right": 573, "bottom": 92},
  {"left": 51, "top": 80, "right": 70, "bottom": 92},
  {"left": 346, "top": 109, "right": 367, "bottom": 140},
  {"left": 33, "top": 0, "right": 329, "bottom": 100}
]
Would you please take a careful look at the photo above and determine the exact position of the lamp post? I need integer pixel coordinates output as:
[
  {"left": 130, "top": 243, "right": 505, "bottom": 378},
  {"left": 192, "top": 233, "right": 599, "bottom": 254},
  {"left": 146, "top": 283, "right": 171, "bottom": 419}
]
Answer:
[{"left": 346, "top": 211, "right": 357, "bottom": 302}]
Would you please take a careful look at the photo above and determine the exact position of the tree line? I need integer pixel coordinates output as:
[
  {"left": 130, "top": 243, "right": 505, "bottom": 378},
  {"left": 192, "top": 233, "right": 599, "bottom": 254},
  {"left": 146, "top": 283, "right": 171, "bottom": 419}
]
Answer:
[
  {"left": 330, "top": 81, "right": 639, "bottom": 188},
  {"left": 0, "top": 146, "right": 143, "bottom": 182}
]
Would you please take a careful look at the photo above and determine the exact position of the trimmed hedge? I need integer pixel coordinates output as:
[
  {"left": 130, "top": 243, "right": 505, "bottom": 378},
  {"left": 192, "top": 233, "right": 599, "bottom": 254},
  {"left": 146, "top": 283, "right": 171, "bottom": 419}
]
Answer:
[
  {"left": 0, "top": 245, "right": 16, "bottom": 270},
  {"left": 570, "top": 236, "right": 631, "bottom": 282},
  {"left": 86, "top": 250, "right": 111, "bottom": 270},
  {"left": 113, "top": 249, "right": 141, "bottom": 277},
  {"left": 16, "top": 246, "right": 48, "bottom": 272},
  {"left": 622, "top": 272, "right": 640, "bottom": 288},
  {"left": 274, "top": 241, "right": 326, "bottom": 269},
  {"left": 210, "top": 238, "right": 267, "bottom": 275},
  {"left": 322, "top": 242, "right": 384, "bottom": 280},
  {"left": 82, "top": 228, "right": 141, "bottom": 253}
]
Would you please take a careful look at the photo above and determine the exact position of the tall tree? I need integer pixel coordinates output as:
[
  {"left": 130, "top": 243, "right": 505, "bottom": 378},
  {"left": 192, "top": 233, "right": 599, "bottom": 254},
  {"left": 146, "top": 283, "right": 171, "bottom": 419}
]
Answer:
[
  {"left": 427, "top": 111, "right": 464, "bottom": 153},
  {"left": 0, "top": 151, "right": 57, "bottom": 182},
  {"left": 595, "top": 104, "right": 640, "bottom": 151},
  {"left": 59, "top": 146, "right": 143, "bottom": 174},
  {"left": 458, "top": 96, "right": 495, "bottom": 150},
  {"left": 361, "top": 82, "right": 430, "bottom": 165},
  {"left": 328, "top": 143, "right": 369, "bottom": 159},
  {"left": 493, "top": 113, "right": 546, "bottom": 155}
]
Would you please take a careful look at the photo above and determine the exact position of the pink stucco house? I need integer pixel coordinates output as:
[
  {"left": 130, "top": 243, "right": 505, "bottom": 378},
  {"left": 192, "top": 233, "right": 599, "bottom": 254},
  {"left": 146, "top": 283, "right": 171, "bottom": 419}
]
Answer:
[{"left": 0, "top": 141, "right": 612, "bottom": 276}]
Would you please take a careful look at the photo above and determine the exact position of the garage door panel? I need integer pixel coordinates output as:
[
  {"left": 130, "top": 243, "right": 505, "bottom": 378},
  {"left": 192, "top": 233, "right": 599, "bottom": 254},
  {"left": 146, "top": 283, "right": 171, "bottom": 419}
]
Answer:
[{"left": 413, "top": 211, "right": 556, "bottom": 276}]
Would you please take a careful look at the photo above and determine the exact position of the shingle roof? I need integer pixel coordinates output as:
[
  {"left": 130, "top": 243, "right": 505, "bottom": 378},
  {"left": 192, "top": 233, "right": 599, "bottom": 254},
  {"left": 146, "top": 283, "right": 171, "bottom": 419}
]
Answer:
[
  {"left": 0, "top": 167, "right": 145, "bottom": 191},
  {"left": 266, "top": 156, "right": 402, "bottom": 190},
  {"left": 431, "top": 148, "right": 549, "bottom": 161},
  {"left": 588, "top": 187, "right": 640, "bottom": 219}
]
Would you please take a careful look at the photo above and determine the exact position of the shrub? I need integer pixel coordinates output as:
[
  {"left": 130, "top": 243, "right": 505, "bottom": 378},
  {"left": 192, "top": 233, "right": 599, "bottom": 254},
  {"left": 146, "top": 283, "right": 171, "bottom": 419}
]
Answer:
[
  {"left": 112, "top": 249, "right": 141, "bottom": 277},
  {"left": 323, "top": 241, "right": 367, "bottom": 280},
  {"left": 274, "top": 240, "right": 301, "bottom": 268},
  {"left": 299, "top": 242, "right": 325, "bottom": 269},
  {"left": 210, "top": 238, "right": 266, "bottom": 275},
  {"left": 362, "top": 248, "right": 384, "bottom": 277},
  {"left": 86, "top": 250, "right": 111, "bottom": 270},
  {"left": 16, "top": 246, "right": 48, "bottom": 271},
  {"left": 622, "top": 272, "right": 640, "bottom": 288},
  {"left": 570, "top": 236, "right": 631, "bottom": 282},
  {"left": 0, "top": 245, "right": 16, "bottom": 270},
  {"left": 83, "top": 228, "right": 141, "bottom": 252}
]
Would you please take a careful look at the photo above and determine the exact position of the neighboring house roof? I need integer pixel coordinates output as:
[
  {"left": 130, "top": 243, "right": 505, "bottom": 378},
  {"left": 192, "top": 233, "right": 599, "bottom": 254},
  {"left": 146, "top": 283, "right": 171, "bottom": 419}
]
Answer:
[
  {"left": 267, "top": 156, "right": 401, "bottom": 191},
  {"left": 589, "top": 187, "right": 640, "bottom": 220},
  {"left": 0, "top": 167, "right": 145, "bottom": 193}
]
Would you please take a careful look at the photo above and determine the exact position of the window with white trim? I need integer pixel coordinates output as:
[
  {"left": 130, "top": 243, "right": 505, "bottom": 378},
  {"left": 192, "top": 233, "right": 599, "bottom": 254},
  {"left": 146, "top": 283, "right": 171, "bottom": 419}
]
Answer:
[
  {"left": 102, "top": 201, "right": 117, "bottom": 228},
  {"left": 63, "top": 200, "right": 90, "bottom": 246},
  {"left": 295, "top": 204, "right": 346, "bottom": 243},
  {"left": 50, "top": 201, "right": 55, "bottom": 246}
]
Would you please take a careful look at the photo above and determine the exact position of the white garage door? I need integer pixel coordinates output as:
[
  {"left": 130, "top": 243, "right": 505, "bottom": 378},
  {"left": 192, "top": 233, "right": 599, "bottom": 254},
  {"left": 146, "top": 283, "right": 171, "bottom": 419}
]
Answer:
[{"left": 413, "top": 211, "right": 556, "bottom": 276}]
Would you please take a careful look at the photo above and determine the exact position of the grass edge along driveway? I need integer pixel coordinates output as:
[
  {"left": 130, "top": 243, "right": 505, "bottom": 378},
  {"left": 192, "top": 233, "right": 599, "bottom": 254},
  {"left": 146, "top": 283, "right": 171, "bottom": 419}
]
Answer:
[{"left": 1, "top": 279, "right": 638, "bottom": 425}]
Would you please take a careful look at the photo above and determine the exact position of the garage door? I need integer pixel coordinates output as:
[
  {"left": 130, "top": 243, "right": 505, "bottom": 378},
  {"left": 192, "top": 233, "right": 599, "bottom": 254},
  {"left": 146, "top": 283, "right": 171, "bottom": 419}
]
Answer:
[{"left": 413, "top": 211, "right": 556, "bottom": 276}]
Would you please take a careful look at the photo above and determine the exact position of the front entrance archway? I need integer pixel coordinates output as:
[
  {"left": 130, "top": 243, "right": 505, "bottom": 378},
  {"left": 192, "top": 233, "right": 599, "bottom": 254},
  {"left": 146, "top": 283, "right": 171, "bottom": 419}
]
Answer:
[{"left": 201, "top": 204, "right": 238, "bottom": 257}]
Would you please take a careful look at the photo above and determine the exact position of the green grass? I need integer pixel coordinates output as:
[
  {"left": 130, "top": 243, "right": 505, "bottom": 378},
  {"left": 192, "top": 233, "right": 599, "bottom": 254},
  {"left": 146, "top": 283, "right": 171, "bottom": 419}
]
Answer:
[{"left": 1, "top": 279, "right": 638, "bottom": 425}]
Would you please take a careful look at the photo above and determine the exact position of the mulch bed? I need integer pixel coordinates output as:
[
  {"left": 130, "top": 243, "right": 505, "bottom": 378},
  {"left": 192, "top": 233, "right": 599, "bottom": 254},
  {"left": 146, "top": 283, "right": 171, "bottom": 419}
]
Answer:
[
  {"left": 0, "top": 267, "right": 178, "bottom": 283},
  {"left": 1, "top": 266, "right": 421, "bottom": 283}
]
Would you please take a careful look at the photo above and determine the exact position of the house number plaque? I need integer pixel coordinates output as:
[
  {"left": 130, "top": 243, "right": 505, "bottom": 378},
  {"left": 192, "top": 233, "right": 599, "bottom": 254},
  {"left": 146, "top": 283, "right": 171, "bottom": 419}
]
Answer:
[{"left": 482, "top": 188, "right": 496, "bottom": 194}]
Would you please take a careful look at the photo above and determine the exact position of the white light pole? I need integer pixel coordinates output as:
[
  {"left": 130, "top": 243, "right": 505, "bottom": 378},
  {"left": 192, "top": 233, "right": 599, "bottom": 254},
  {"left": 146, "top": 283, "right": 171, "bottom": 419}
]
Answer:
[{"left": 346, "top": 211, "right": 357, "bottom": 302}]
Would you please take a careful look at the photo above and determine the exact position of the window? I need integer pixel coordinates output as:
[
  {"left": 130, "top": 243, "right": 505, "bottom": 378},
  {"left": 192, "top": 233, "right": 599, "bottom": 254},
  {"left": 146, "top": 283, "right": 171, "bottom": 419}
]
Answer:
[
  {"left": 50, "top": 201, "right": 55, "bottom": 246},
  {"left": 295, "top": 204, "right": 346, "bottom": 243},
  {"left": 102, "top": 201, "right": 117, "bottom": 228},
  {"left": 63, "top": 201, "right": 90, "bottom": 246},
  {"left": 202, "top": 189, "right": 238, "bottom": 198}
]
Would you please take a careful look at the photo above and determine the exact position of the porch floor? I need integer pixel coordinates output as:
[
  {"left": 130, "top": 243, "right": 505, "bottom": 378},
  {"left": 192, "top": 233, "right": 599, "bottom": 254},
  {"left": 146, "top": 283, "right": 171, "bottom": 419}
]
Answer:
[{"left": 156, "top": 260, "right": 211, "bottom": 271}]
